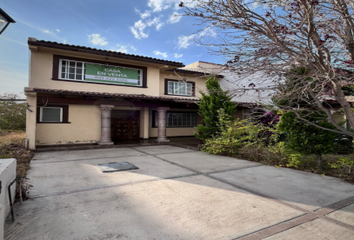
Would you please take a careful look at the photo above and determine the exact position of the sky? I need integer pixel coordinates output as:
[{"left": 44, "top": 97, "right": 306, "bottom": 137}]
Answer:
[{"left": 0, "top": 0, "right": 223, "bottom": 97}]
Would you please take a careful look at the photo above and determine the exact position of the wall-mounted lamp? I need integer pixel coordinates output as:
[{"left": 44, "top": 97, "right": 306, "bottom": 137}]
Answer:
[{"left": 0, "top": 8, "right": 15, "bottom": 35}]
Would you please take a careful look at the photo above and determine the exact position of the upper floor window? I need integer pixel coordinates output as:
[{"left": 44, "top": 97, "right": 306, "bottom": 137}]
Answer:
[
  {"left": 60, "top": 60, "right": 84, "bottom": 81},
  {"left": 165, "top": 79, "right": 195, "bottom": 96},
  {"left": 54, "top": 56, "right": 145, "bottom": 87}
]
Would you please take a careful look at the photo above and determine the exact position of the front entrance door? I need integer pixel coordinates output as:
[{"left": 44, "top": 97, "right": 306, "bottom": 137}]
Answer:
[{"left": 111, "top": 110, "right": 140, "bottom": 142}]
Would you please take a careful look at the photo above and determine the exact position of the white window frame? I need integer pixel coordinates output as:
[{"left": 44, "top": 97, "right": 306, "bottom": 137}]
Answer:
[
  {"left": 167, "top": 81, "right": 193, "bottom": 96},
  {"left": 40, "top": 107, "right": 63, "bottom": 123},
  {"left": 59, "top": 59, "right": 85, "bottom": 81},
  {"left": 153, "top": 112, "right": 198, "bottom": 128},
  {"left": 58, "top": 59, "right": 143, "bottom": 86}
]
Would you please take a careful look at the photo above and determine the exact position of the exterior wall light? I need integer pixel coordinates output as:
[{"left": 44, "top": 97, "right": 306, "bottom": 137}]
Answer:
[{"left": 0, "top": 8, "right": 15, "bottom": 35}]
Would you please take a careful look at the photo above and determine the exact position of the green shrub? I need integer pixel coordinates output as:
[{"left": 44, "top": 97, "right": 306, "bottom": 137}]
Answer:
[
  {"left": 195, "top": 75, "right": 237, "bottom": 142},
  {"left": 277, "top": 111, "right": 340, "bottom": 169}
]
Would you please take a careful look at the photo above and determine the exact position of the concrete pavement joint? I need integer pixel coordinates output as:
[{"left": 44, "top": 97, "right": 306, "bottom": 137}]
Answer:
[
  {"left": 204, "top": 164, "right": 263, "bottom": 175},
  {"left": 28, "top": 146, "right": 354, "bottom": 239},
  {"left": 29, "top": 172, "right": 201, "bottom": 199},
  {"left": 319, "top": 215, "right": 354, "bottom": 232},
  {"left": 235, "top": 214, "right": 318, "bottom": 240},
  {"left": 31, "top": 154, "right": 148, "bottom": 164},
  {"left": 135, "top": 147, "right": 354, "bottom": 238},
  {"left": 134, "top": 148, "right": 312, "bottom": 213},
  {"left": 314, "top": 195, "right": 354, "bottom": 215}
]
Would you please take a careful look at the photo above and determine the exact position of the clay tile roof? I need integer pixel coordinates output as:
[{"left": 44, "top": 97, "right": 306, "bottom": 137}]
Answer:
[
  {"left": 168, "top": 68, "right": 224, "bottom": 78},
  {"left": 28, "top": 38, "right": 184, "bottom": 67},
  {"left": 29, "top": 88, "right": 257, "bottom": 106},
  {"left": 31, "top": 88, "right": 200, "bottom": 102}
]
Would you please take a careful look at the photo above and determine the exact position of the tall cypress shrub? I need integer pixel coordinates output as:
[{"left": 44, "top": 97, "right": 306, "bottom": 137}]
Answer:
[{"left": 195, "top": 75, "right": 237, "bottom": 142}]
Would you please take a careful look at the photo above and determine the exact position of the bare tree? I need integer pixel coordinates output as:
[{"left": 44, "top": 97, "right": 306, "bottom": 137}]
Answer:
[{"left": 181, "top": 0, "right": 354, "bottom": 136}]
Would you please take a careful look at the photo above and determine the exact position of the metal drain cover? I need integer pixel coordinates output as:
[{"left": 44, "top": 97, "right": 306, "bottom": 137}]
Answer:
[{"left": 97, "top": 162, "right": 138, "bottom": 173}]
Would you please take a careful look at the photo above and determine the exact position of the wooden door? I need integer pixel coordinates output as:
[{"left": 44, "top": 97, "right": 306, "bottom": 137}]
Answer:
[{"left": 111, "top": 110, "right": 140, "bottom": 142}]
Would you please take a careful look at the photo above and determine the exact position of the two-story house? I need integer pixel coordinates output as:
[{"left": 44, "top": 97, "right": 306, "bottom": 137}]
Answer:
[{"left": 25, "top": 38, "right": 248, "bottom": 150}]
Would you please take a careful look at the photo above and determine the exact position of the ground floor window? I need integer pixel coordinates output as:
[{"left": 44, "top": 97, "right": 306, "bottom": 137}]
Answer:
[
  {"left": 37, "top": 105, "right": 69, "bottom": 123},
  {"left": 152, "top": 111, "right": 198, "bottom": 128}
]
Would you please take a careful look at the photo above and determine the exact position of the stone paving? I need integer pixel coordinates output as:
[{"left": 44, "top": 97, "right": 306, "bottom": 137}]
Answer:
[{"left": 5, "top": 145, "right": 354, "bottom": 240}]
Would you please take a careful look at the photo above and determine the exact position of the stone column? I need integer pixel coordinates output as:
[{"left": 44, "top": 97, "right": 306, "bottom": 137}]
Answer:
[
  {"left": 99, "top": 105, "right": 114, "bottom": 145},
  {"left": 155, "top": 107, "right": 170, "bottom": 143}
]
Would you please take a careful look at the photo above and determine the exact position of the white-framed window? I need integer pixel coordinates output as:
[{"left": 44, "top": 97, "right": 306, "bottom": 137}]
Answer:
[
  {"left": 40, "top": 107, "right": 63, "bottom": 122},
  {"left": 153, "top": 111, "right": 198, "bottom": 128},
  {"left": 59, "top": 59, "right": 84, "bottom": 81},
  {"left": 167, "top": 81, "right": 194, "bottom": 96}
]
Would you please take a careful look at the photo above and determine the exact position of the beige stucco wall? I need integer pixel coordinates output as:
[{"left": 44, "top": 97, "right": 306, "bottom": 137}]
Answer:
[
  {"left": 29, "top": 50, "right": 161, "bottom": 96},
  {"left": 25, "top": 92, "right": 37, "bottom": 149},
  {"left": 36, "top": 105, "right": 101, "bottom": 145}
]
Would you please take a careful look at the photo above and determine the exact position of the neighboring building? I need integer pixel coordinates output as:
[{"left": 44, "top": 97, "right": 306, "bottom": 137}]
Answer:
[
  {"left": 25, "top": 38, "right": 251, "bottom": 149},
  {"left": 183, "top": 61, "right": 276, "bottom": 105}
]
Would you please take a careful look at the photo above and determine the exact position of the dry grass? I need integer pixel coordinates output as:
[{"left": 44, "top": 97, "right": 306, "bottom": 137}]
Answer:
[
  {"left": 0, "top": 131, "right": 25, "bottom": 147},
  {"left": 0, "top": 131, "right": 33, "bottom": 199}
]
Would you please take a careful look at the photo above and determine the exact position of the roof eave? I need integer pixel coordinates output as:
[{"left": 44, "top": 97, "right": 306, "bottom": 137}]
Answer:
[{"left": 27, "top": 38, "right": 185, "bottom": 67}]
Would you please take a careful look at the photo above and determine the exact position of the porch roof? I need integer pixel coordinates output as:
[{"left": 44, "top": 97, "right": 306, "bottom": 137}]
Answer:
[
  {"left": 28, "top": 87, "right": 199, "bottom": 102},
  {"left": 26, "top": 87, "right": 258, "bottom": 107}
]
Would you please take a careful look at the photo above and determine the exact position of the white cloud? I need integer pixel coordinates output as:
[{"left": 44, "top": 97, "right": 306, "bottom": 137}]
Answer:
[
  {"left": 130, "top": 20, "right": 149, "bottom": 39},
  {"left": 199, "top": 27, "right": 217, "bottom": 37},
  {"left": 42, "top": 29, "right": 56, "bottom": 35},
  {"left": 156, "top": 23, "right": 164, "bottom": 31},
  {"left": 169, "top": 12, "right": 182, "bottom": 24},
  {"left": 148, "top": 0, "right": 175, "bottom": 12},
  {"left": 146, "top": 17, "right": 164, "bottom": 30},
  {"left": 147, "top": 0, "right": 196, "bottom": 12},
  {"left": 153, "top": 50, "right": 168, "bottom": 58},
  {"left": 88, "top": 34, "right": 108, "bottom": 46},
  {"left": 63, "top": 38, "right": 67, "bottom": 44},
  {"left": 110, "top": 44, "right": 137, "bottom": 53},
  {"left": 56, "top": 29, "right": 61, "bottom": 32},
  {"left": 135, "top": 8, "right": 151, "bottom": 19},
  {"left": 177, "top": 28, "right": 217, "bottom": 49},
  {"left": 130, "top": 17, "right": 165, "bottom": 38},
  {"left": 177, "top": 34, "right": 194, "bottom": 49},
  {"left": 174, "top": 53, "right": 183, "bottom": 58}
]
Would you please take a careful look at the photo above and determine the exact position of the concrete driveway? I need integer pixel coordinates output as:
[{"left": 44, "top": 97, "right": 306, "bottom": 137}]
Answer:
[{"left": 5, "top": 145, "right": 354, "bottom": 240}]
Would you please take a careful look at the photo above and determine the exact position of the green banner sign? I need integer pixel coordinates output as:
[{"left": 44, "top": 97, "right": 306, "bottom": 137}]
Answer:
[{"left": 84, "top": 64, "right": 140, "bottom": 85}]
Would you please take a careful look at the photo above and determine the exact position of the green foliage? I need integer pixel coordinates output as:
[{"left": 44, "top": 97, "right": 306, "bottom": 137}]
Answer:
[
  {"left": 0, "top": 94, "right": 26, "bottom": 131},
  {"left": 273, "top": 67, "right": 315, "bottom": 108},
  {"left": 330, "top": 140, "right": 354, "bottom": 174},
  {"left": 341, "top": 85, "right": 354, "bottom": 96},
  {"left": 195, "top": 75, "right": 237, "bottom": 142},
  {"left": 202, "top": 109, "right": 281, "bottom": 156},
  {"left": 277, "top": 111, "right": 339, "bottom": 168},
  {"left": 202, "top": 109, "right": 249, "bottom": 155}
]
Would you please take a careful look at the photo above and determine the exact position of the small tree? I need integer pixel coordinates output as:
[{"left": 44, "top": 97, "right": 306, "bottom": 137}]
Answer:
[
  {"left": 277, "top": 111, "right": 339, "bottom": 168},
  {"left": 195, "top": 75, "right": 237, "bottom": 142}
]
